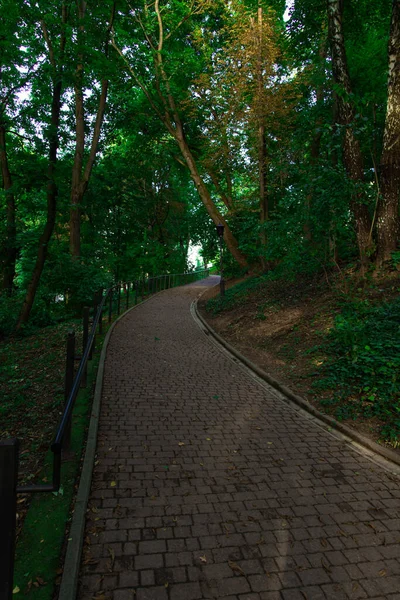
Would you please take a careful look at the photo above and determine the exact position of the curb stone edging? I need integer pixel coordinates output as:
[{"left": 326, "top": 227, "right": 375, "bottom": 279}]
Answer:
[
  {"left": 192, "top": 297, "right": 400, "bottom": 472},
  {"left": 58, "top": 291, "right": 168, "bottom": 600}
]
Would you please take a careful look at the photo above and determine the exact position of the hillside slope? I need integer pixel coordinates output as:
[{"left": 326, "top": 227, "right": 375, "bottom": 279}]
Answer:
[{"left": 199, "top": 272, "right": 400, "bottom": 451}]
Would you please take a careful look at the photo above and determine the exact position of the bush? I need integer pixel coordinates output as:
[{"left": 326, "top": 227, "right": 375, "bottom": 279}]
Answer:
[{"left": 314, "top": 298, "right": 400, "bottom": 444}]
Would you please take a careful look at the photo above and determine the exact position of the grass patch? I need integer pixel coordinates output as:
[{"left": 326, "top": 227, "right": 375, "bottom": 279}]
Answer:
[
  {"left": 206, "top": 275, "right": 272, "bottom": 314},
  {"left": 12, "top": 363, "right": 96, "bottom": 599}
]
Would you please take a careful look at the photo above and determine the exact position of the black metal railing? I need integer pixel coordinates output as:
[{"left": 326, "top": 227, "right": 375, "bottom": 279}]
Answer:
[{"left": 0, "top": 268, "right": 209, "bottom": 600}]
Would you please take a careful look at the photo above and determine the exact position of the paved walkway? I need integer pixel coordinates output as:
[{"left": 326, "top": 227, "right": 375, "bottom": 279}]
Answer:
[{"left": 79, "top": 278, "right": 400, "bottom": 600}]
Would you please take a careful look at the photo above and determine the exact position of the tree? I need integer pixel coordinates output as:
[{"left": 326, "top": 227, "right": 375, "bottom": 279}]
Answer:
[
  {"left": 376, "top": 0, "right": 400, "bottom": 265},
  {"left": 0, "top": 1, "right": 36, "bottom": 293},
  {"left": 112, "top": 0, "right": 249, "bottom": 269},
  {"left": 326, "top": 0, "right": 372, "bottom": 269},
  {"left": 69, "top": 1, "right": 116, "bottom": 258},
  {"left": 17, "top": 3, "right": 67, "bottom": 328}
]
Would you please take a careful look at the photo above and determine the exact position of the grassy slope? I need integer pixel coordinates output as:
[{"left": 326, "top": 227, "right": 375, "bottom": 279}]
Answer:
[{"left": 201, "top": 271, "right": 400, "bottom": 449}]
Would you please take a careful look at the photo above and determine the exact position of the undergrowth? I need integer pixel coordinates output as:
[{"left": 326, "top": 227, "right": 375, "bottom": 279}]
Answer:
[
  {"left": 206, "top": 274, "right": 272, "bottom": 314},
  {"left": 314, "top": 297, "right": 400, "bottom": 445},
  {"left": 206, "top": 272, "right": 400, "bottom": 446}
]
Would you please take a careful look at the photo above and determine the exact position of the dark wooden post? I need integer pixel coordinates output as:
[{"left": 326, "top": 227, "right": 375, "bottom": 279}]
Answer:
[
  {"left": 0, "top": 439, "right": 19, "bottom": 600},
  {"left": 64, "top": 330, "right": 75, "bottom": 452}
]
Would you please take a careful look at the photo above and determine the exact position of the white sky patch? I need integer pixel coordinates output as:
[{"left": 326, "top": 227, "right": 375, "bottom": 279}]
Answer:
[
  {"left": 188, "top": 242, "right": 203, "bottom": 268},
  {"left": 284, "top": 0, "right": 294, "bottom": 22}
]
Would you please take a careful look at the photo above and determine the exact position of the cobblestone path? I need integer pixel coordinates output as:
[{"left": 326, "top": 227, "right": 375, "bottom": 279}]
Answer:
[{"left": 79, "top": 278, "right": 400, "bottom": 600}]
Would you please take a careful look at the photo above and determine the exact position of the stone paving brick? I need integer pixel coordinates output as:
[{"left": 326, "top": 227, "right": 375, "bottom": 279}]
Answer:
[
  {"left": 77, "top": 278, "right": 400, "bottom": 600},
  {"left": 169, "top": 582, "right": 202, "bottom": 600}
]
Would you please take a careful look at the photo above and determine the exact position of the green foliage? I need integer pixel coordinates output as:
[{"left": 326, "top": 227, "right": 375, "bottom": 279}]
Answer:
[{"left": 314, "top": 298, "right": 400, "bottom": 444}]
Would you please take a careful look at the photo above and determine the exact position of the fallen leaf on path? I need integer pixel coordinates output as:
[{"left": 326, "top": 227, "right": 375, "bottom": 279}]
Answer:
[
  {"left": 12, "top": 587, "right": 20, "bottom": 594},
  {"left": 108, "top": 547, "right": 115, "bottom": 571},
  {"left": 110, "top": 481, "right": 116, "bottom": 487},
  {"left": 228, "top": 561, "right": 245, "bottom": 576},
  {"left": 256, "top": 536, "right": 264, "bottom": 545},
  {"left": 199, "top": 555, "right": 207, "bottom": 563},
  {"left": 178, "top": 442, "right": 185, "bottom": 447},
  {"left": 321, "top": 558, "right": 331, "bottom": 573}
]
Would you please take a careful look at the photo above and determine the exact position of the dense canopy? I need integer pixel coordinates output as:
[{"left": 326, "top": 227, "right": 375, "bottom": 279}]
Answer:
[{"left": 1, "top": 0, "right": 399, "bottom": 332}]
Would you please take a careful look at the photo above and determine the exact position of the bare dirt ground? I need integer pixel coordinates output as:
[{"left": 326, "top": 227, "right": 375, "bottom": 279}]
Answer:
[{"left": 198, "top": 273, "right": 400, "bottom": 452}]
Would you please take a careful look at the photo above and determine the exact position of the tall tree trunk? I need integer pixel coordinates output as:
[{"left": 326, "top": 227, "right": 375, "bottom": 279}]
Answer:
[
  {"left": 112, "top": 2, "right": 248, "bottom": 269},
  {"left": 376, "top": 0, "right": 400, "bottom": 266},
  {"left": 0, "top": 124, "right": 17, "bottom": 294},
  {"left": 17, "top": 79, "right": 62, "bottom": 328},
  {"left": 69, "top": 0, "right": 86, "bottom": 258},
  {"left": 16, "top": 7, "right": 67, "bottom": 329},
  {"left": 151, "top": 0, "right": 248, "bottom": 269},
  {"left": 304, "top": 39, "right": 326, "bottom": 243},
  {"left": 258, "top": 6, "right": 268, "bottom": 264},
  {"left": 327, "top": 0, "right": 372, "bottom": 268},
  {"left": 174, "top": 122, "right": 248, "bottom": 268},
  {"left": 70, "top": 2, "right": 114, "bottom": 257}
]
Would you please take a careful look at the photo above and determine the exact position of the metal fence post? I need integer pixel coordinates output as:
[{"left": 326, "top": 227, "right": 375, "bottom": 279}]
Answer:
[
  {"left": 0, "top": 439, "right": 19, "bottom": 600},
  {"left": 117, "top": 284, "right": 121, "bottom": 315},
  {"left": 126, "top": 283, "right": 130, "bottom": 310},
  {"left": 64, "top": 330, "right": 75, "bottom": 452},
  {"left": 82, "top": 307, "right": 89, "bottom": 388},
  {"left": 98, "top": 300, "right": 103, "bottom": 335},
  {"left": 108, "top": 289, "right": 113, "bottom": 323},
  {"left": 135, "top": 281, "right": 138, "bottom": 305}
]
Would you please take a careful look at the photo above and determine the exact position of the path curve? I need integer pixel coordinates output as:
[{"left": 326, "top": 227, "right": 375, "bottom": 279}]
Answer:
[{"left": 78, "top": 278, "right": 400, "bottom": 600}]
